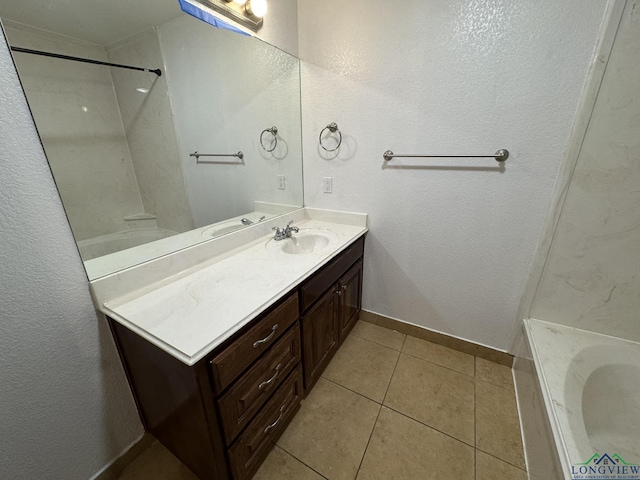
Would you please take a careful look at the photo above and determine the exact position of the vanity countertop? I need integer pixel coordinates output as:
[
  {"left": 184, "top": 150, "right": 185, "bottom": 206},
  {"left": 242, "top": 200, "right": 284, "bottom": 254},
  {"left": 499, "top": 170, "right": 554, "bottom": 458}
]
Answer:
[{"left": 100, "top": 215, "right": 367, "bottom": 365}]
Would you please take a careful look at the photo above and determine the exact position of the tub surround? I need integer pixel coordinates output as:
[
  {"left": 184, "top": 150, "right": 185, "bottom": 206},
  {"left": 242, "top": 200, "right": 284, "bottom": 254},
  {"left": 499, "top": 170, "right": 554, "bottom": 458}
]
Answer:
[
  {"left": 94, "top": 207, "right": 367, "bottom": 365},
  {"left": 524, "top": 318, "right": 640, "bottom": 478}
]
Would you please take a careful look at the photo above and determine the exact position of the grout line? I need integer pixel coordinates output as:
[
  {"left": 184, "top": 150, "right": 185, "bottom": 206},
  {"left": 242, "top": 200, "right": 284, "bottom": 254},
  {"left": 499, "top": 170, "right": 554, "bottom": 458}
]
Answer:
[
  {"left": 348, "top": 332, "right": 404, "bottom": 354},
  {"left": 381, "top": 344, "right": 403, "bottom": 405},
  {"left": 474, "top": 366, "right": 477, "bottom": 480},
  {"left": 474, "top": 376, "right": 516, "bottom": 393},
  {"left": 474, "top": 375, "right": 527, "bottom": 472},
  {"left": 320, "top": 376, "right": 382, "bottom": 405},
  {"left": 349, "top": 330, "right": 405, "bottom": 352},
  {"left": 475, "top": 447, "right": 527, "bottom": 472},
  {"left": 382, "top": 405, "right": 477, "bottom": 450},
  {"left": 400, "top": 350, "right": 476, "bottom": 378},
  {"left": 354, "top": 345, "right": 404, "bottom": 479},
  {"left": 271, "top": 443, "right": 330, "bottom": 479},
  {"left": 353, "top": 403, "right": 382, "bottom": 479}
]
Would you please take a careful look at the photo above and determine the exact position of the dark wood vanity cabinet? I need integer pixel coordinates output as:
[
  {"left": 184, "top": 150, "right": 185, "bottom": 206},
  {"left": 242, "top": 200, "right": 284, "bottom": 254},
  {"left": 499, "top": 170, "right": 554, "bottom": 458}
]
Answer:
[
  {"left": 109, "top": 235, "right": 364, "bottom": 480},
  {"left": 301, "top": 257, "right": 363, "bottom": 392}
]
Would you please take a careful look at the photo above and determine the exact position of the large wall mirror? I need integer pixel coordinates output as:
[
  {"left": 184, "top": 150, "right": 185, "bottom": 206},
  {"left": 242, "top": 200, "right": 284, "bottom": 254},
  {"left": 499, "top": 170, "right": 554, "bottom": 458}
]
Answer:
[{"left": 0, "top": 0, "right": 303, "bottom": 280}]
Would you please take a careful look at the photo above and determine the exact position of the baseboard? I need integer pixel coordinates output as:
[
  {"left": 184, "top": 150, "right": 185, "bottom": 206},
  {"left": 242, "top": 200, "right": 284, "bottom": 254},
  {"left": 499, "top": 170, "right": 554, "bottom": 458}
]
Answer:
[
  {"left": 359, "top": 310, "right": 514, "bottom": 367},
  {"left": 91, "top": 433, "right": 154, "bottom": 480}
]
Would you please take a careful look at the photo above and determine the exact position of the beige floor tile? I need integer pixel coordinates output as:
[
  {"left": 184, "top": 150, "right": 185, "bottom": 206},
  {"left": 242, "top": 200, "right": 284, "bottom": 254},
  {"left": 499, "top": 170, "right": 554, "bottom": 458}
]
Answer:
[
  {"left": 356, "top": 407, "right": 474, "bottom": 480},
  {"left": 350, "top": 320, "right": 406, "bottom": 351},
  {"left": 476, "top": 380, "right": 526, "bottom": 469},
  {"left": 476, "top": 450, "right": 527, "bottom": 480},
  {"left": 402, "top": 336, "right": 475, "bottom": 376},
  {"left": 322, "top": 335, "right": 399, "bottom": 402},
  {"left": 384, "top": 353, "right": 475, "bottom": 444},
  {"left": 476, "top": 357, "right": 514, "bottom": 389},
  {"left": 253, "top": 445, "right": 325, "bottom": 480},
  {"left": 117, "top": 442, "right": 197, "bottom": 480},
  {"left": 277, "top": 377, "right": 380, "bottom": 480}
]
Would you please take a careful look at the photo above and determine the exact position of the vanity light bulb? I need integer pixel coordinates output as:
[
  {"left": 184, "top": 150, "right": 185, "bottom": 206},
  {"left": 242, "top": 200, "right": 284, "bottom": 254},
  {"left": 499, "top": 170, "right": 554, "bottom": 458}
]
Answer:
[{"left": 246, "top": 0, "right": 267, "bottom": 18}]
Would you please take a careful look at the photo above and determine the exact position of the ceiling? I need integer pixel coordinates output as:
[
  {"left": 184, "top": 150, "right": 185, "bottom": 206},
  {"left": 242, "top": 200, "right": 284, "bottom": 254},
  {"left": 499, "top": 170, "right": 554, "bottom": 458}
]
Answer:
[{"left": 0, "top": 0, "right": 183, "bottom": 47}]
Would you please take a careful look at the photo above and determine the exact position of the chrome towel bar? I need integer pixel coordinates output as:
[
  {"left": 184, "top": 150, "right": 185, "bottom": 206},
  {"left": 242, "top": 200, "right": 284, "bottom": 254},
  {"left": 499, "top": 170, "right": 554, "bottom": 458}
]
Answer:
[
  {"left": 383, "top": 149, "right": 509, "bottom": 162},
  {"left": 190, "top": 151, "right": 244, "bottom": 161}
]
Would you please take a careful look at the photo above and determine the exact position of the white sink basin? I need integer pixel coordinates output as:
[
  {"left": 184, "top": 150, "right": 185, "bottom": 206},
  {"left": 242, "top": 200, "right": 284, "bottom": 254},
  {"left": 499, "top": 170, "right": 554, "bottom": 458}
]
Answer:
[
  {"left": 265, "top": 228, "right": 338, "bottom": 255},
  {"left": 201, "top": 223, "right": 243, "bottom": 237},
  {"left": 280, "top": 234, "right": 330, "bottom": 255}
]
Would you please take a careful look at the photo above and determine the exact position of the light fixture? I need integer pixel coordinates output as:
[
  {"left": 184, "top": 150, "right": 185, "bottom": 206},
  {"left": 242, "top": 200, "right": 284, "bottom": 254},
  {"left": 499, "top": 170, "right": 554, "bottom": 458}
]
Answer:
[
  {"left": 245, "top": 0, "right": 267, "bottom": 18},
  {"left": 195, "top": 0, "right": 266, "bottom": 32}
]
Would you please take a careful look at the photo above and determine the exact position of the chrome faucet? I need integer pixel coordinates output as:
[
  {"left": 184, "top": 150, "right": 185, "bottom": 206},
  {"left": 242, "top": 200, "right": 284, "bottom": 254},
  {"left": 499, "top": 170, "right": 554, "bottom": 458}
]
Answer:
[
  {"left": 241, "top": 216, "right": 266, "bottom": 226},
  {"left": 272, "top": 221, "right": 299, "bottom": 241}
]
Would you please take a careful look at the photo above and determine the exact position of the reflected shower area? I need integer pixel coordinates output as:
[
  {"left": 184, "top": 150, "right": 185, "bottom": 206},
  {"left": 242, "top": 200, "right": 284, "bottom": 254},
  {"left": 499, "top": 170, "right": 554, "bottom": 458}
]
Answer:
[{"left": 0, "top": 0, "right": 303, "bottom": 279}]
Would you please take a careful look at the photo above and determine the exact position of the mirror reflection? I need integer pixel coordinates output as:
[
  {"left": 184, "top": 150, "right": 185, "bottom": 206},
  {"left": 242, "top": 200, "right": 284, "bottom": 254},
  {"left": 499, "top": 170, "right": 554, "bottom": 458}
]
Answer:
[{"left": 0, "top": 0, "right": 303, "bottom": 280}]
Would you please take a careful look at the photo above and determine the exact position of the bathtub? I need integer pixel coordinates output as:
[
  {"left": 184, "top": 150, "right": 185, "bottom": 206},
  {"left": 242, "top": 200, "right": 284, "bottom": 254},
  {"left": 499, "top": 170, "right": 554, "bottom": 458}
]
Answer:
[
  {"left": 517, "top": 319, "right": 640, "bottom": 480},
  {"left": 77, "top": 228, "right": 177, "bottom": 261}
]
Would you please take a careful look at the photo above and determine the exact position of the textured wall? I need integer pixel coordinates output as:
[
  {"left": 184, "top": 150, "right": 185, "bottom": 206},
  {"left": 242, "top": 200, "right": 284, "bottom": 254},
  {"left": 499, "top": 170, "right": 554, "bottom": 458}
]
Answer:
[
  {"left": 108, "top": 28, "right": 195, "bottom": 234},
  {"left": 298, "top": 0, "right": 608, "bottom": 352},
  {"left": 4, "top": 21, "right": 145, "bottom": 241},
  {"left": 0, "top": 27, "right": 142, "bottom": 480},
  {"left": 531, "top": 1, "right": 640, "bottom": 342}
]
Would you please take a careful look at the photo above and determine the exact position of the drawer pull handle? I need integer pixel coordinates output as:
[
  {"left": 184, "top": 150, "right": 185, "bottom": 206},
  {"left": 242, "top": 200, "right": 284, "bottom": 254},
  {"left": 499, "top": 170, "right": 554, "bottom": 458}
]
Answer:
[
  {"left": 258, "top": 363, "right": 282, "bottom": 391},
  {"left": 253, "top": 324, "right": 279, "bottom": 348},
  {"left": 264, "top": 404, "right": 286, "bottom": 434}
]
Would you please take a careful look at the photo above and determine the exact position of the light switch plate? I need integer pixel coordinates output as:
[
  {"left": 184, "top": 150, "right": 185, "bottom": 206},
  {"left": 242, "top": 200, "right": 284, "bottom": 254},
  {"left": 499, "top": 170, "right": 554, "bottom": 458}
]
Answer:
[{"left": 277, "top": 175, "right": 286, "bottom": 190}]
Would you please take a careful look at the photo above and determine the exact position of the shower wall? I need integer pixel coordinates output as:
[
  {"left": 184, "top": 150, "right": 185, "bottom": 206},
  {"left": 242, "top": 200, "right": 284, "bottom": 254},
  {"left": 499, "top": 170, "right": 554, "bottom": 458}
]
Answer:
[
  {"left": 6, "top": 21, "right": 194, "bottom": 242},
  {"left": 530, "top": 1, "right": 640, "bottom": 342},
  {"left": 5, "top": 21, "right": 145, "bottom": 241},
  {"left": 107, "top": 28, "right": 194, "bottom": 234}
]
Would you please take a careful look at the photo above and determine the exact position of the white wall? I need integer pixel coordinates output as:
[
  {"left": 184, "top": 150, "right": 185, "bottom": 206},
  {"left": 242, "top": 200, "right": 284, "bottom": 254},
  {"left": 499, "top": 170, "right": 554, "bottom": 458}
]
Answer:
[
  {"left": 530, "top": 1, "right": 640, "bottom": 342},
  {"left": 108, "top": 28, "right": 194, "bottom": 234},
  {"left": 253, "top": 0, "right": 298, "bottom": 57},
  {"left": 0, "top": 26, "right": 142, "bottom": 480},
  {"left": 159, "top": 14, "right": 303, "bottom": 228},
  {"left": 4, "top": 21, "right": 145, "bottom": 241},
  {"left": 298, "top": 0, "right": 609, "bottom": 352}
]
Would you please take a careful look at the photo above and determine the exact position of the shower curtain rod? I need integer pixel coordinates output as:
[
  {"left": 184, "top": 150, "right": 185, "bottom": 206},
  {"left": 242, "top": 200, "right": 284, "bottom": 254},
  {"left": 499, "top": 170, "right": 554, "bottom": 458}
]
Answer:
[{"left": 10, "top": 46, "right": 162, "bottom": 76}]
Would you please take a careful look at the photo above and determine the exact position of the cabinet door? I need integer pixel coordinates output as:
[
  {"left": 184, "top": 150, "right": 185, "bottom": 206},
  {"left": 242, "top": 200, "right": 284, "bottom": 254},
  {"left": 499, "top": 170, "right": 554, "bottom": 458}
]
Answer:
[
  {"left": 338, "top": 259, "right": 363, "bottom": 342},
  {"left": 301, "top": 287, "right": 339, "bottom": 392}
]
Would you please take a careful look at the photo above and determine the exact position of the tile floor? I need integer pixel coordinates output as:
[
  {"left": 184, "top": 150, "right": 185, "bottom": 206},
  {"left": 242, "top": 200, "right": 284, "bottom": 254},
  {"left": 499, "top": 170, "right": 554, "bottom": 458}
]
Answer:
[{"left": 117, "top": 321, "right": 527, "bottom": 480}]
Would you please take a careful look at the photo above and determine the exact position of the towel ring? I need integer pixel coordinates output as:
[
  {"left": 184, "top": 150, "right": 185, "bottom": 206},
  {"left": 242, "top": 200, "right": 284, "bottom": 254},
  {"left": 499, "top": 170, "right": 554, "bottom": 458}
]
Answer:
[
  {"left": 319, "top": 122, "right": 342, "bottom": 152},
  {"left": 260, "top": 126, "right": 278, "bottom": 152}
]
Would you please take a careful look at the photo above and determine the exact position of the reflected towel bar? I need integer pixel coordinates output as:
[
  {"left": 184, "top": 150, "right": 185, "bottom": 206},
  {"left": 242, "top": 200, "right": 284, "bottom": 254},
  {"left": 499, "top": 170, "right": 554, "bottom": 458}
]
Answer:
[
  {"left": 383, "top": 149, "right": 509, "bottom": 162},
  {"left": 190, "top": 151, "right": 244, "bottom": 161}
]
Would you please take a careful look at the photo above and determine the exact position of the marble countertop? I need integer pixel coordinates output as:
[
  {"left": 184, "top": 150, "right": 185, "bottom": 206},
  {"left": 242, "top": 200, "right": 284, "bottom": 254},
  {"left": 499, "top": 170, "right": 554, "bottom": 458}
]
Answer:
[{"left": 100, "top": 213, "right": 367, "bottom": 365}]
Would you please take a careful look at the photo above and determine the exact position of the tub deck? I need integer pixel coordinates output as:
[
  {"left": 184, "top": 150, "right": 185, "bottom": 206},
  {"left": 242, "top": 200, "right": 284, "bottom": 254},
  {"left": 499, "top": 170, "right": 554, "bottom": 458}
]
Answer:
[{"left": 526, "top": 319, "right": 640, "bottom": 478}]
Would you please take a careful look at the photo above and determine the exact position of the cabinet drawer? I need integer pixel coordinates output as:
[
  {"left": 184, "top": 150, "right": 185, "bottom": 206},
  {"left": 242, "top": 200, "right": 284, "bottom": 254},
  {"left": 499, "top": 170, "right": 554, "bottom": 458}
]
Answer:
[
  {"left": 219, "top": 323, "right": 301, "bottom": 444},
  {"left": 210, "top": 292, "right": 299, "bottom": 392},
  {"left": 228, "top": 366, "right": 303, "bottom": 480},
  {"left": 300, "top": 236, "right": 364, "bottom": 313}
]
